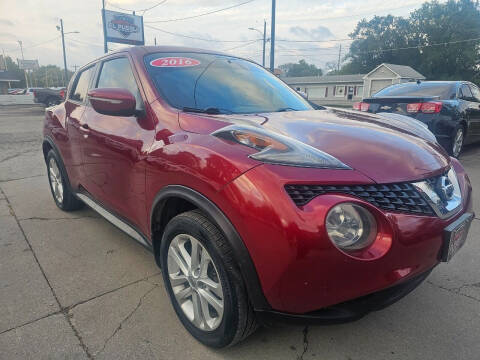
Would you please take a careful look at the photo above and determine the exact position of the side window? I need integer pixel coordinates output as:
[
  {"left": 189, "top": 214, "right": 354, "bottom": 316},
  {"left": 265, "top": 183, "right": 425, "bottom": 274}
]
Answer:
[
  {"left": 69, "top": 66, "right": 95, "bottom": 103},
  {"left": 469, "top": 84, "right": 480, "bottom": 102},
  {"left": 460, "top": 84, "right": 473, "bottom": 100},
  {"left": 96, "top": 57, "right": 144, "bottom": 110}
]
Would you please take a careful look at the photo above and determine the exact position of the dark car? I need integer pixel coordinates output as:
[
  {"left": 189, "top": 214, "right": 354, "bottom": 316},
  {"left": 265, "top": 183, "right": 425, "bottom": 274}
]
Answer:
[
  {"left": 43, "top": 46, "right": 474, "bottom": 347},
  {"left": 34, "top": 87, "right": 66, "bottom": 107},
  {"left": 353, "top": 81, "right": 480, "bottom": 157}
]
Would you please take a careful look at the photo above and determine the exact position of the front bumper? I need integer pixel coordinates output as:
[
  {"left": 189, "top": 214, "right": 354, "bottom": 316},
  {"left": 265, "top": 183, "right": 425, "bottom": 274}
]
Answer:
[
  {"left": 218, "top": 159, "right": 473, "bottom": 314},
  {"left": 256, "top": 267, "right": 433, "bottom": 325}
]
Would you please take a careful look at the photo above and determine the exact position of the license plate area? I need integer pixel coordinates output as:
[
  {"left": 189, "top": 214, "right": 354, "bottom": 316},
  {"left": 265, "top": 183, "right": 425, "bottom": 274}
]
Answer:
[{"left": 441, "top": 213, "right": 474, "bottom": 262}]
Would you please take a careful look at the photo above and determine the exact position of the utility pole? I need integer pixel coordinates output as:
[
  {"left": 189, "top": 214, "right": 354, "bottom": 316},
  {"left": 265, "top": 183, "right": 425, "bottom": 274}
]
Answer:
[
  {"left": 73, "top": 64, "right": 79, "bottom": 72},
  {"left": 102, "top": 0, "right": 108, "bottom": 53},
  {"left": 337, "top": 44, "right": 342, "bottom": 72},
  {"left": 2, "top": 48, "right": 11, "bottom": 88},
  {"left": 269, "top": 0, "right": 276, "bottom": 72},
  {"left": 154, "top": 37, "right": 157, "bottom": 46},
  {"left": 262, "top": 20, "right": 267, "bottom": 68},
  {"left": 248, "top": 20, "right": 267, "bottom": 68},
  {"left": 59, "top": 19, "right": 68, "bottom": 87},
  {"left": 18, "top": 41, "right": 29, "bottom": 88}
]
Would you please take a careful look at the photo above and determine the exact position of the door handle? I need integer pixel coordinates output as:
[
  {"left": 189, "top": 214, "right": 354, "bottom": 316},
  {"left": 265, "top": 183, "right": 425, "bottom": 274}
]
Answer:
[{"left": 80, "top": 123, "right": 89, "bottom": 130}]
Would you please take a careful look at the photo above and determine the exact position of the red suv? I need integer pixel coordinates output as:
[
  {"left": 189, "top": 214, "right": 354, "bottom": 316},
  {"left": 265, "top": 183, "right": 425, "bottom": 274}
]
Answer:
[{"left": 43, "top": 46, "right": 474, "bottom": 348}]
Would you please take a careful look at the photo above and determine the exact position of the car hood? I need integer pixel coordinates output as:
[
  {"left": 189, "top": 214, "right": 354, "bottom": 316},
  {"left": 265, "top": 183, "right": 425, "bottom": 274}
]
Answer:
[{"left": 179, "top": 108, "right": 450, "bottom": 183}]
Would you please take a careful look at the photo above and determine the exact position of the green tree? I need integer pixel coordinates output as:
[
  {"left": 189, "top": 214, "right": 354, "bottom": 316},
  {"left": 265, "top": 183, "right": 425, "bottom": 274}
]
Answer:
[
  {"left": 342, "top": 0, "right": 480, "bottom": 82},
  {"left": 279, "top": 59, "right": 323, "bottom": 77},
  {"left": 3, "top": 55, "right": 73, "bottom": 88}
]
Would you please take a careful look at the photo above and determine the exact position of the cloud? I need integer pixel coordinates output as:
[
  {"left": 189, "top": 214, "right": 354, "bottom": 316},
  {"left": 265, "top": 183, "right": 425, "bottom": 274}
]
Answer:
[
  {"left": 0, "top": 19, "right": 14, "bottom": 26},
  {"left": 289, "top": 25, "right": 334, "bottom": 40}
]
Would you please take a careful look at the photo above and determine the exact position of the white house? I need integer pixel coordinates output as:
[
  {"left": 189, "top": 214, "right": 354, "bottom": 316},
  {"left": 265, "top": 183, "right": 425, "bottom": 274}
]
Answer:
[{"left": 283, "top": 63, "right": 425, "bottom": 107}]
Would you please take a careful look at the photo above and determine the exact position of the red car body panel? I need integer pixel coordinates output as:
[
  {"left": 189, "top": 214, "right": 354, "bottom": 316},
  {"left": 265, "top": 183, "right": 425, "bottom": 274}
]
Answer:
[{"left": 43, "top": 46, "right": 474, "bottom": 316}]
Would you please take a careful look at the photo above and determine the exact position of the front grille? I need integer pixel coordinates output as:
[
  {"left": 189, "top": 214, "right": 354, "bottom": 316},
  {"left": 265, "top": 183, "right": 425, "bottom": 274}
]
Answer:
[{"left": 284, "top": 183, "right": 434, "bottom": 215}]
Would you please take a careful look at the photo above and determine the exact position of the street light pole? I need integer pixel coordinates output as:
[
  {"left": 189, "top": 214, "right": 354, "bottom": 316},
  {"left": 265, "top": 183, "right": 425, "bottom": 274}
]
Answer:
[
  {"left": 18, "top": 40, "right": 29, "bottom": 88},
  {"left": 262, "top": 19, "right": 266, "bottom": 68},
  {"left": 270, "top": 0, "right": 276, "bottom": 73},
  {"left": 59, "top": 19, "right": 68, "bottom": 87},
  {"left": 248, "top": 25, "right": 267, "bottom": 68}
]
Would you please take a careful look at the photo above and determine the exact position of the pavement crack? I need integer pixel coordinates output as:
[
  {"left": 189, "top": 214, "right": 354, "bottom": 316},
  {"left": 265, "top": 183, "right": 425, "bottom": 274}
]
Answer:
[
  {"left": 297, "top": 326, "right": 309, "bottom": 360},
  {"left": 66, "top": 272, "right": 161, "bottom": 313},
  {"left": 0, "top": 174, "right": 45, "bottom": 183},
  {"left": 0, "top": 149, "right": 38, "bottom": 164},
  {"left": 0, "top": 310, "right": 63, "bottom": 335},
  {"left": 96, "top": 284, "right": 158, "bottom": 356},
  {"left": 427, "top": 280, "right": 480, "bottom": 302},
  {"left": 0, "top": 186, "right": 94, "bottom": 359}
]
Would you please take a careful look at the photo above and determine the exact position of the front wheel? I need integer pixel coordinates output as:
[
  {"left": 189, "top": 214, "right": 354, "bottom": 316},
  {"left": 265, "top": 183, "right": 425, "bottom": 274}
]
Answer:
[
  {"left": 450, "top": 126, "right": 465, "bottom": 158},
  {"left": 160, "top": 210, "right": 257, "bottom": 348}
]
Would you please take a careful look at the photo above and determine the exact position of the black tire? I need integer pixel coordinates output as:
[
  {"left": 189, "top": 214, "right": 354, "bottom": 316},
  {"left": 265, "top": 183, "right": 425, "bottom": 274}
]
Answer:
[
  {"left": 160, "top": 210, "right": 257, "bottom": 348},
  {"left": 46, "top": 149, "right": 83, "bottom": 211},
  {"left": 45, "top": 97, "right": 58, "bottom": 107},
  {"left": 449, "top": 125, "right": 465, "bottom": 158}
]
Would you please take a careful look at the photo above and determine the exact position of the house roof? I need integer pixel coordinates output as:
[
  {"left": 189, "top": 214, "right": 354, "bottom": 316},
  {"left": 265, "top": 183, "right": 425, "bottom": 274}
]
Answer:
[
  {"left": 0, "top": 71, "right": 21, "bottom": 82},
  {"left": 364, "top": 63, "right": 425, "bottom": 79},
  {"left": 283, "top": 74, "right": 365, "bottom": 85}
]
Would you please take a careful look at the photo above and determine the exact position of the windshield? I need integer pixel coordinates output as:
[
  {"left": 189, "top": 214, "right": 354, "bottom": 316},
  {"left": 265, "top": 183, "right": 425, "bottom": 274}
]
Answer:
[
  {"left": 144, "top": 52, "right": 312, "bottom": 114},
  {"left": 374, "top": 82, "right": 456, "bottom": 99}
]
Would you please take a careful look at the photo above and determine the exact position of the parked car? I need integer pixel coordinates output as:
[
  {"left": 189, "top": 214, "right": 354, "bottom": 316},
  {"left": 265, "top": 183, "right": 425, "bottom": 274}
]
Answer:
[
  {"left": 354, "top": 81, "right": 480, "bottom": 157},
  {"left": 7, "top": 88, "right": 25, "bottom": 95},
  {"left": 34, "top": 87, "right": 65, "bottom": 106},
  {"left": 43, "top": 47, "right": 474, "bottom": 348}
]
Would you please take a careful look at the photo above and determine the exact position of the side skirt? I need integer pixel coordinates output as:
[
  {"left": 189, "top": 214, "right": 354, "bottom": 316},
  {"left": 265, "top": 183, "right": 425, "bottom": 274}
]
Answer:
[{"left": 76, "top": 193, "right": 152, "bottom": 251}]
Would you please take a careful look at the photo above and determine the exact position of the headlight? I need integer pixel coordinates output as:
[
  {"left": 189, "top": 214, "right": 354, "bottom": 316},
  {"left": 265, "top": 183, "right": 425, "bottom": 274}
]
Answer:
[
  {"left": 326, "top": 203, "right": 377, "bottom": 251},
  {"left": 213, "top": 125, "right": 350, "bottom": 169}
]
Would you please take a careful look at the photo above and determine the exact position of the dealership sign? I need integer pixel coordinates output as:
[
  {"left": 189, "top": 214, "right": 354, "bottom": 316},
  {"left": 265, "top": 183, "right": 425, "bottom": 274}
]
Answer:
[
  {"left": 102, "top": 9, "right": 144, "bottom": 46},
  {"left": 17, "top": 59, "right": 39, "bottom": 70}
]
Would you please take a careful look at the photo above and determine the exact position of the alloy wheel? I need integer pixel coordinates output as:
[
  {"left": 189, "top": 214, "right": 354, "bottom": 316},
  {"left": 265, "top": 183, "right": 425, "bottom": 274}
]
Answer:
[
  {"left": 48, "top": 157, "right": 64, "bottom": 204},
  {"left": 452, "top": 128, "right": 464, "bottom": 157},
  {"left": 167, "top": 234, "right": 224, "bottom": 331}
]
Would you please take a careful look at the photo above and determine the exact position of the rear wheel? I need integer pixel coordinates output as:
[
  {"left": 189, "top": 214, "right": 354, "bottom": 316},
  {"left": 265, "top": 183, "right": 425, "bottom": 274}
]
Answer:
[
  {"left": 46, "top": 150, "right": 83, "bottom": 211},
  {"left": 46, "top": 97, "right": 58, "bottom": 107},
  {"left": 450, "top": 125, "right": 465, "bottom": 158},
  {"left": 160, "top": 210, "right": 257, "bottom": 348}
]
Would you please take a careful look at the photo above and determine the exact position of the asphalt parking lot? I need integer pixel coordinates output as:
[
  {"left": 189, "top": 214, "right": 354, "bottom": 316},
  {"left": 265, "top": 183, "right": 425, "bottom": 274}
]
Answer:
[{"left": 0, "top": 105, "right": 479, "bottom": 360}]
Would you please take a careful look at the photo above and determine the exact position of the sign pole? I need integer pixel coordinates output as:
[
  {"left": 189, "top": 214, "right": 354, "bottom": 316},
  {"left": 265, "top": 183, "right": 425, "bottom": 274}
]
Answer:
[
  {"left": 60, "top": 19, "right": 68, "bottom": 87},
  {"left": 102, "top": 0, "right": 108, "bottom": 53},
  {"left": 18, "top": 41, "right": 29, "bottom": 88},
  {"left": 269, "top": 0, "right": 276, "bottom": 73}
]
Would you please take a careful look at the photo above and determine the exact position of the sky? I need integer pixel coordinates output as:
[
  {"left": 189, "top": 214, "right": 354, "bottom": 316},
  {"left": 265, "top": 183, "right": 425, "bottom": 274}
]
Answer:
[{"left": 0, "top": 0, "right": 426, "bottom": 72}]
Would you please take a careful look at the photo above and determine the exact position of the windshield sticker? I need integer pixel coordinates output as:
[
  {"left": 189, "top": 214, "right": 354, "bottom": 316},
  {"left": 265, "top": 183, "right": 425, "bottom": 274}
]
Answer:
[{"left": 150, "top": 57, "right": 201, "bottom": 68}]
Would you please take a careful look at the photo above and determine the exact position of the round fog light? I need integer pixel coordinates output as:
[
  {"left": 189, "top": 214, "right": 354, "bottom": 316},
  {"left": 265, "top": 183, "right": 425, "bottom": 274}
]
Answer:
[{"left": 326, "top": 203, "right": 377, "bottom": 251}]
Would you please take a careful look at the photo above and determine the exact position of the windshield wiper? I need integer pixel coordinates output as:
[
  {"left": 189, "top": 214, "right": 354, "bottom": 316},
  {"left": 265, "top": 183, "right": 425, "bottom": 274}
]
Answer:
[
  {"left": 182, "top": 107, "right": 233, "bottom": 115},
  {"left": 275, "top": 107, "right": 298, "bottom": 112}
]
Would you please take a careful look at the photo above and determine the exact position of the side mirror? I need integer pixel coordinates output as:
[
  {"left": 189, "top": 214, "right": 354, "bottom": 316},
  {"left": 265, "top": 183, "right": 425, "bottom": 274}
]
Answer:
[{"left": 87, "top": 88, "right": 136, "bottom": 116}]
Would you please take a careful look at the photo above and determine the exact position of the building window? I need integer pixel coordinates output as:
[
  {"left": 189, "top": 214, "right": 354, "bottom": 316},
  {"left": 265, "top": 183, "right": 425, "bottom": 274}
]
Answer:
[
  {"left": 306, "top": 86, "right": 327, "bottom": 99},
  {"left": 334, "top": 85, "right": 346, "bottom": 97},
  {"left": 355, "top": 86, "right": 364, "bottom": 97}
]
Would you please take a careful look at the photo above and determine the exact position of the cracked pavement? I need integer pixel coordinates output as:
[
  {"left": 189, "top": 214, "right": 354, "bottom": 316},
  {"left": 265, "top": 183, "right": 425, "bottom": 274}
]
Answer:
[{"left": 0, "top": 105, "right": 479, "bottom": 359}]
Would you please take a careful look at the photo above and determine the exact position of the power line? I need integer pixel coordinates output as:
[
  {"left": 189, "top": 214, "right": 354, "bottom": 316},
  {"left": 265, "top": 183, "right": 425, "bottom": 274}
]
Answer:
[
  {"left": 145, "top": 0, "right": 255, "bottom": 23},
  {"left": 299, "top": 3, "right": 421, "bottom": 22},
  {"left": 350, "top": 36, "right": 480, "bottom": 55},
  {"left": 223, "top": 39, "right": 261, "bottom": 52},
  {"left": 106, "top": 0, "right": 168, "bottom": 13},
  {"left": 145, "top": 24, "right": 261, "bottom": 43},
  {"left": 276, "top": 38, "right": 354, "bottom": 43},
  {"left": 2, "top": 36, "right": 61, "bottom": 53}
]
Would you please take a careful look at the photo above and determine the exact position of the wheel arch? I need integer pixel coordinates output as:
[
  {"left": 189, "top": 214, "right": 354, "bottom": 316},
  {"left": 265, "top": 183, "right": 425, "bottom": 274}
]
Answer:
[{"left": 150, "top": 185, "right": 271, "bottom": 311}]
